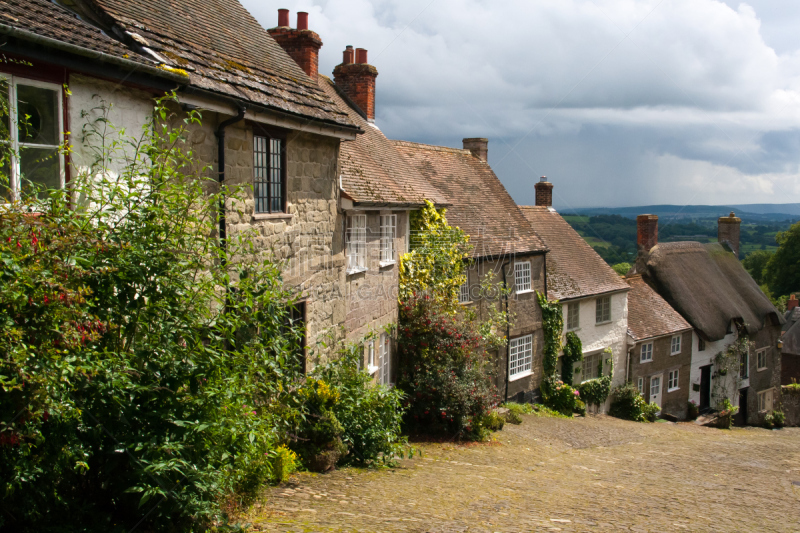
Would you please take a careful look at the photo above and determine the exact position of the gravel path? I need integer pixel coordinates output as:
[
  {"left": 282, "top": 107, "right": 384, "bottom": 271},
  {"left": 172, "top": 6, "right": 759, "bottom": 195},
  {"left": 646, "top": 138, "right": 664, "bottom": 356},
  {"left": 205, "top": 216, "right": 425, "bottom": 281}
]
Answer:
[{"left": 246, "top": 415, "right": 800, "bottom": 532}]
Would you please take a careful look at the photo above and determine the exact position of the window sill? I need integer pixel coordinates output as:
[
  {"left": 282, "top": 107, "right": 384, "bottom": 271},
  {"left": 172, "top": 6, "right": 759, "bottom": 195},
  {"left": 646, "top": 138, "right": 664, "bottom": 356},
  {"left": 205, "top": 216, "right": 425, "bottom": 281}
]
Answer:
[
  {"left": 516, "top": 289, "right": 533, "bottom": 295},
  {"left": 367, "top": 365, "right": 379, "bottom": 375},
  {"left": 667, "top": 387, "right": 679, "bottom": 393},
  {"left": 670, "top": 351, "right": 681, "bottom": 356},
  {"left": 379, "top": 260, "right": 396, "bottom": 268},
  {"left": 640, "top": 359, "right": 653, "bottom": 364},
  {"left": 757, "top": 367, "right": 768, "bottom": 372},
  {"left": 253, "top": 212, "right": 293, "bottom": 221},
  {"left": 346, "top": 267, "right": 367, "bottom": 276},
  {"left": 509, "top": 370, "right": 533, "bottom": 382},
  {"left": 458, "top": 300, "right": 473, "bottom": 306},
  {"left": 595, "top": 320, "right": 612, "bottom": 326},
  {"left": 566, "top": 327, "right": 581, "bottom": 333}
]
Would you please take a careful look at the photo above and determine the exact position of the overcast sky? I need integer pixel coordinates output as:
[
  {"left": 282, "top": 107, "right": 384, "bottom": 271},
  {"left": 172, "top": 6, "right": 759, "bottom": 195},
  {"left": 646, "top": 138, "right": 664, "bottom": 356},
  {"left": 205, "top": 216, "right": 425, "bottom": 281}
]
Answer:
[{"left": 243, "top": 0, "right": 800, "bottom": 209}]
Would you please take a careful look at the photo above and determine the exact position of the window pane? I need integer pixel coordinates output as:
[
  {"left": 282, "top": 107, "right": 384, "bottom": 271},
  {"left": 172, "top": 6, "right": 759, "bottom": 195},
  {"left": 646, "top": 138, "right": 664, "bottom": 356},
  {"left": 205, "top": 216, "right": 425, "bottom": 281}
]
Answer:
[
  {"left": 17, "top": 84, "right": 59, "bottom": 146},
  {"left": 0, "top": 78, "right": 9, "bottom": 142},
  {"left": 20, "top": 146, "right": 60, "bottom": 195}
]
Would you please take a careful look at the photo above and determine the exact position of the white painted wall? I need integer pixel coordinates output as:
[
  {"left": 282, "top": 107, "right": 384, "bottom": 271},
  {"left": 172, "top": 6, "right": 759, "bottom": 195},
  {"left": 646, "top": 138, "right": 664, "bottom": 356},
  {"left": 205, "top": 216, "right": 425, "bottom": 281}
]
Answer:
[
  {"left": 562, "top": 290, "right": 629, "bottom": 413},
  {"left": 689, "top": 328, "right": 741, "bottom": 408}
]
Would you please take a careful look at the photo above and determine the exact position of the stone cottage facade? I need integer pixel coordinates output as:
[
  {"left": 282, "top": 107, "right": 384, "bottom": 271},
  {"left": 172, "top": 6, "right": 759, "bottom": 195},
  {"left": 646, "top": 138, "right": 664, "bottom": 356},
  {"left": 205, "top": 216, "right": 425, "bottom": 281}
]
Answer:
[
  {"left": 393, "top": 139, "right": 548, "bottom": 403},
  {"left": 625, "top": 275, "right": 693, "bottom": 419},
  {"left": 519, "top": 179, "right": 630, "bottom": 412},
  {"left": 4, "top": 0, "right": 371, "bottom": 370},
  {"left": 631, "top": 214, "right": 784, "bottom": 425}
]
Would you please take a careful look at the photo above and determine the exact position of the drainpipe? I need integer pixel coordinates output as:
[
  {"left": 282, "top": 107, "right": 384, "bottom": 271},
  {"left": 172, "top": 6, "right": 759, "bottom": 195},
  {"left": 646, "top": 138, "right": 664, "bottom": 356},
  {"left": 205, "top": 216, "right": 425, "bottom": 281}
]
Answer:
[
  {"left": 501, "top": 260, "right": 511, "bottom": 403},
  {"left": 216, "top": 106, "right": 247, "bottom": 265}
]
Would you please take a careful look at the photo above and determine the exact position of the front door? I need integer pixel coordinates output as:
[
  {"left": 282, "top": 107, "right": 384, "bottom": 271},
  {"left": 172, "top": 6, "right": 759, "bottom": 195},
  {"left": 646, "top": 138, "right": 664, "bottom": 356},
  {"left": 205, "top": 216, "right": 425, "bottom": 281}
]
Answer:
[
  {"left": 700, "top": 365, "right": 711, "bottom": 412},
  {"left": 649, "top": 374, "right": 663, "bottom": 409},
  {"left": 737, "top": 388, "right": 749, "bottom": 426}
]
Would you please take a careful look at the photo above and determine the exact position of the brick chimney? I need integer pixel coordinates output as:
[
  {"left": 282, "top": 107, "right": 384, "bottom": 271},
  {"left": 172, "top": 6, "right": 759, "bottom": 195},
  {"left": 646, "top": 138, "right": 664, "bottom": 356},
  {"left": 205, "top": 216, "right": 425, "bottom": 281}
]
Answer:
[
  {"left": 788, "top": 294, "right": 799, "bottom": 312},
  {"left": 637, "top": 214, "right": 658, "bottom": 253},
  {"left": 462, "top": 138, "right": 488, "bottom": 162},
  {"left": 718, "top": 211, "right": 741, "bottom": 258},
  {"left": 534, "top": 176, "right": 553, "bottom": 207},
  {"left": 333, "top": 46, "right": 378, "bottom": 120},
  {"left": 268, "top": 10, "right": 323, "bottom": 82}
]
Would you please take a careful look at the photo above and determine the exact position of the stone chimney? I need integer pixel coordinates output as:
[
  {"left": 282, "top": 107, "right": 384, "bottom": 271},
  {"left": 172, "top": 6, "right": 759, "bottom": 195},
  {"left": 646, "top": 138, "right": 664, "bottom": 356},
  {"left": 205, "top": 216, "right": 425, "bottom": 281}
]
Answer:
[
  {"left": 718, "top": 211, "right": 741, "bottom": 257},
  {"left": 333, "top": 46, "right": 378, "bottom": 120},
  {"left": 462, "top": 138, "right": 488, "bottom": 162},
  {"left": 788, "top": 294, "right": 799, "bottom": 312},
  {"left": 534, "top": 176, "right": 553, "bottom": 207},
  {"left": 268, "top": 10, "right": 323, "bottom": 82},
  {"left": 637, "top": 214, "right": 659, "bottom": 253}
]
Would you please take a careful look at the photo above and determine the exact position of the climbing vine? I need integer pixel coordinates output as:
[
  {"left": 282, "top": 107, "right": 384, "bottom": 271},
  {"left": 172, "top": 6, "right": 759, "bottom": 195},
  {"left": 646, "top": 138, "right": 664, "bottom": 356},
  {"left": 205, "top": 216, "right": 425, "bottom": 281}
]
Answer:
[
  {"left": 561, "top": 331, "right": 583, "bottom": 385},
  {"left": 536, "top": 291, "right": 563, "bottom": 400},
  {"left": 711, "top": 335, "right": 751, "bottom": 410}
]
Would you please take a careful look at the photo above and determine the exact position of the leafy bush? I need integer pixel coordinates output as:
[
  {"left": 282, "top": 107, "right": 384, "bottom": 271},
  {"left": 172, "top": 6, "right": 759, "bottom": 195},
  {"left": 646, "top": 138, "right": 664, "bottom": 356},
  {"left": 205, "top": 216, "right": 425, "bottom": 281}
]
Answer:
[
  {"left": 612, "top": 262, "right": 632, "bottom": 276},
  {"left": 609, "top": 384, "right": 659, "bottom": 422},
  {"left": 482, "top": 410, "right": 506, "bottom": 431},
  {"left": 0, "top": 96, "right": 308, "bottom": 531},
  {"left": 544, "top": 381, "right": 582, "bottom": 417},
  {"left": 561, "top": 332, "right": 583, "bottom": 386},
  {"left": 532, "top": 404, "right": 571, "bottom": 419},
  {"left": 270, "top": 446, "right": 299, "bottom": 483},
  {"left": 765, "top": 410, "right": 786, "bottom": 429},
  {"left": 687, "top": 400, "right": 699, "bottom": 420},
  {"left": 304, "top": 344, "right": 408, "bottom": 467}
]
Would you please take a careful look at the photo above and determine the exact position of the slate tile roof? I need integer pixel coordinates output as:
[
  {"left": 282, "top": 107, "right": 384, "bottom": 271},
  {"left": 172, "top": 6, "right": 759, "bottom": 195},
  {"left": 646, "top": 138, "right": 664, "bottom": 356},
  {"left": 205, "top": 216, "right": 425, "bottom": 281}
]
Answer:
[
  {"left": 625, "top": 274, "right": 692, "bottom": 341},
  {"left": 519, "top": 206, "right": 629, "bottom": 300},
  {"left": 318, "top": 77, "right": 446, "bottom": 207},
  {"left": 782, "top": 307, "right": 800, "bottom": 356},
  {"left": 0, "top": 0, "right": 151, "bottom": 65},
  {"left": 392, "top": 141, "right": 546, "bottom": 258}
]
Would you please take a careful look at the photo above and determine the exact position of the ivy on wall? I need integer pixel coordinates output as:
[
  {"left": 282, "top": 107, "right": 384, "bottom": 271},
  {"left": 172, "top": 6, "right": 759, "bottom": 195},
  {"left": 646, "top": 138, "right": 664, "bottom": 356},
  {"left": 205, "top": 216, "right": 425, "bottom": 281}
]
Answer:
[
  {"left": 561, "top": 331, "right": 583, "bottom": 386},
  {"left": 578, "top": 347, "right": 614, "bottom": 408},
  {"left": 536, "top": 291, "right": 563, "bottom": 400}
]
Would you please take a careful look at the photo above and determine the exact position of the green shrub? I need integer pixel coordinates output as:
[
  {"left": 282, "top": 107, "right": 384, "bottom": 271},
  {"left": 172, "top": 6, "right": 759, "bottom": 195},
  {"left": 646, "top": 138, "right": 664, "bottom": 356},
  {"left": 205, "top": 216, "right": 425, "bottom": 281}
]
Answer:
[
  {"left": 764, "top": 410, "right": 786, "bottom": 429},
  {"left": 482, "top": 410, "right": 506, "bottom": 431},
  {"left": 532, "top": 404, "right": 571, "bottom": 418},
  {"left": 687, "top": 400, "right": 699, "bottom": 420},
  {"left": 501, "top": 402, "right": 535, "bottom": 416},
  {"left": 270, "top": 446, "right": 299, "bottom": 483},
  {"left": 543, "top": 381, "right": 583, "bottom": 416},
  {"left": 609, "top": 384, "right": 659, "bottom": 422}
]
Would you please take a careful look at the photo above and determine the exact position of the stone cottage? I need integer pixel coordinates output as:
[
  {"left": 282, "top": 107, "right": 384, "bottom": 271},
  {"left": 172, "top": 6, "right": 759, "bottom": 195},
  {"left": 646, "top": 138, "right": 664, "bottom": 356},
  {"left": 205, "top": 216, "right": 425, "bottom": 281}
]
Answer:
[
  {"left": 393, "top": 139, "right": 548, "bottom": 403},
  {"left": 780, "top": 296, "right": 800, "bottom": 385},
  {"left": 2, "top": 0, "right": 368, "bottom": 368},
  {"left": 519, "top": 179, "right": 630, "bottom": 412},
  {"left": 625, "top": 275, "right": 693, "bottom": 419},
  {"left": 630, "top": 213, "right": 784, "bottom": 425}
]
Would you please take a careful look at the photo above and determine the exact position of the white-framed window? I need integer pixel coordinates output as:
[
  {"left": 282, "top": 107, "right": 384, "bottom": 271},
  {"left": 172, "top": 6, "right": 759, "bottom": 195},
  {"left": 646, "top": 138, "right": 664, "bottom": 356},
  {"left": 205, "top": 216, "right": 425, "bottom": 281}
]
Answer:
[
  {"left": 0, "top": 76, "right": 65, "bottom": 199},
  {"left": 668, "top": 369, "right": 679, "bottom": 391},
  {"left": 514, "top": 261, "right": 531, "bottom": 293},
  {"left": 458, "top": 278, "right": 470, "bottom": 304},
  {"left": 595, "top": 296, "right": 611, "bottom": 324},
  {"left": 582, "top": 351, "right": 601, "bottom": 380},
  {"left": 365, "top": 339, "right": 377, "bottom": 374},
  {"left": 740, "top": 349, "right": 749, "bottom": 379},
  {"left": 509, "top": 334, "right": 533, "bottom": 379},
  {"left": 380, "top": 214, "right": 396, "bottom": 264},
  {"left": 377, "top": 333, "right": 390, "bottom": 385},
  {"left": 637, "top": 377, "right": 644, "bottom": 393},
  {"left": 650, "top": 375, "right": 661, "bottom": 396},
  {"left": 756, "top": 348, "right": 768, "bottom": 371},
  {"left": 670, "top": 335, "right": 681, "bottom": 355},
  {"left": 758, "top": 388, "right": 774, "bottom": 413},
  {"left": 566, "top": 302, "right": 580, "bottom": 330},
  {"left": 346, "top": 214, "right": 367, "bottom": 272},
  {"left": 640, "top": 342, "right": 653, "bottom": 363}
]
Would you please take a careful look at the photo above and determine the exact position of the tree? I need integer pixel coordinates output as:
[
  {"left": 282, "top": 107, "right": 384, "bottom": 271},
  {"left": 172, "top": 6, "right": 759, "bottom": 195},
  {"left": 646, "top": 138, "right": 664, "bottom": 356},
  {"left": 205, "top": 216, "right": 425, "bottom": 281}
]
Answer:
[
  {"left": 743, "top": 250, "right": 773, "bottom": 286},
  {"left": 765, "top": 221, "right": 800, "bottom": 297},
  {"left": 612, "top": 262, "right": 632, "bottom": 277}
]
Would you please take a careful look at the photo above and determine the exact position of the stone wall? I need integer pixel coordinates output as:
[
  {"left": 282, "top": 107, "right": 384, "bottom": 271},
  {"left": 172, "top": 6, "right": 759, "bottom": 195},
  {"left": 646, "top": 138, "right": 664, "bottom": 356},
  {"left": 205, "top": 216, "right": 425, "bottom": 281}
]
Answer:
[
  {"left": 745, "top": 324, "right": 782, "bottom": 425},
  {"left": 780, "top": 386, "right": 800, "bottom": 426}
]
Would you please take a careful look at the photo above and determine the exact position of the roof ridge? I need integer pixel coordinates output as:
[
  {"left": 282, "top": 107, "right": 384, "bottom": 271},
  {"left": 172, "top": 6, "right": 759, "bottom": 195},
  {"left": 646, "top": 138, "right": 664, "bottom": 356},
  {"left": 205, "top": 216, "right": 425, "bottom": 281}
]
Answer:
[{"left": 391, "top": 139, "right": 472, "bottom": 155}]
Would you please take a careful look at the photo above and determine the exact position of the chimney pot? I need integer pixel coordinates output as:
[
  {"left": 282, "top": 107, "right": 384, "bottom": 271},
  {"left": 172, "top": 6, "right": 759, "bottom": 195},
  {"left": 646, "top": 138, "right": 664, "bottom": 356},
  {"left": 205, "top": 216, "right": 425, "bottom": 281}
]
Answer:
[
  {"left": 333, "top": 47, "right": 378, "bottom": 120},
  {"left": 462, "top": 138, "right": 488, "bottom": 162},
  {"left": 718, "top": 211, "right": 742, "bottom": 258},
  {"left": 534, "top": 177, "right": 553, "bottom": 207},
  {"left": 297, "top": 11, "right": 308, "bottom": 30},
  {"left": 788, "top": 294, "right": 798, "bottom": 311},
  {"left": 637, "top": 214, "right": 659, "bottom": 253},
  {"left": 278, "top": 8, "right": 290, "bottom": 27}
]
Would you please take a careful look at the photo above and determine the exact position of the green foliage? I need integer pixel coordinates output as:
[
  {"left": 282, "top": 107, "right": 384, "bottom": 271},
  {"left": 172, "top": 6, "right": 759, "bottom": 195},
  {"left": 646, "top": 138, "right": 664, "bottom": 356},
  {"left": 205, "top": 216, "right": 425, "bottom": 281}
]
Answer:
[
  {"left": 609, "top": 384, "right": 659, "bottom": 422},
  {"left": 536, "top": 291, "right": 563, "bottom": 401},
  {"left": 743, "top": 250, "right": 773, "bottom": 285},
  {"left": 764, "top": 410, "right": 785, "bottom": 429},
  {"left": 687, "top": 400, "right": 699, "bottom": 420},
  {"left": 0, "top": 95, "right": 309, "bottom": 531},
  {"left": 270, "top": 445, "right": 299, "bottom": 483},
  {"left": 764, "top": 221, "right": 800, "bottom": 297},
  {"left": 577, "top": 349, "right": 614, "bottom": 408},
  {"left": 304, "top": 344, "right": 409, "bottom": 467},
  {"left": 500, "top": 402, "right": 535, "bottom": 424},
  {"left": 399, "top": 200, "right": 470, "bottom": 309},
  {"left": 481, "top": 410, "right": 506, "bottom": 431},
  {"left": 531, "top": 404, "right": 571, "bottom": 418},
  {"left": 712, "top": 337, "right": 751, "bottom": 408},
  {"left": 561, "top": 331, "right": 583, "bottom": 386},
  {"left": 611, "top": 262, "right": 632, "bottom": 276},
  {"left": 397, "top": 294, "right": 499, "bottom": 440},
  {"left": 545, "top": 381, "right": 583, "bottom": 417}
]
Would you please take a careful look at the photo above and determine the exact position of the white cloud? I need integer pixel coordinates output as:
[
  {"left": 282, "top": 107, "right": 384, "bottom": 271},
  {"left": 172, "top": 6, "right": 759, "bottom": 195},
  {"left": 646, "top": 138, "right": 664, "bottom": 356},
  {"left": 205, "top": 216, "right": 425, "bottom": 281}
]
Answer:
[{"left": 243, "top": 0, "right": 800, "bottom": 207}]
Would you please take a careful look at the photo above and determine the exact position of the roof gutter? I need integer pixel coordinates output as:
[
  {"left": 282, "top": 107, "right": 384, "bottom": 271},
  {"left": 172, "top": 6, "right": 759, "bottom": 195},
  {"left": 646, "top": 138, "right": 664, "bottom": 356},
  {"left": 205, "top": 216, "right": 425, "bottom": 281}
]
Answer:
[{"left": 0, "top": 23, "right": 189, "bottom": 84}]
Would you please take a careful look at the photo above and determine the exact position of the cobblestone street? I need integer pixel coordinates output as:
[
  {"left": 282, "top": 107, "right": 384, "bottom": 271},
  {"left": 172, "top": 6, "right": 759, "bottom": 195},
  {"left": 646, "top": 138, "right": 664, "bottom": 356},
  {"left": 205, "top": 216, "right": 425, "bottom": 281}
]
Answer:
[{"left": 246, "top": 414, "right": 800, "bottom": 532}]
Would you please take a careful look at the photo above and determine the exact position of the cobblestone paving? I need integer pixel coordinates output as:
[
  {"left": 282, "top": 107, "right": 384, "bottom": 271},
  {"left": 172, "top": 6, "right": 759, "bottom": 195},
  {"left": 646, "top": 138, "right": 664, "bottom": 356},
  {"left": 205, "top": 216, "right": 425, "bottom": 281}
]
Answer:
[{"left": 246, "top": 415, "right": 800, "bottom": 532}]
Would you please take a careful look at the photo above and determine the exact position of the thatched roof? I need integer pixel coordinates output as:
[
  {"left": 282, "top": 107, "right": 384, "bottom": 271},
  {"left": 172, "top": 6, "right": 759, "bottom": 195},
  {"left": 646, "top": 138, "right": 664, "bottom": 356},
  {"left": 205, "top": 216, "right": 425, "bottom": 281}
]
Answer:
[{"left": 640, "top": 241, "right": 782, "bottom": 341}]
